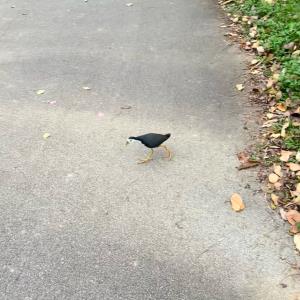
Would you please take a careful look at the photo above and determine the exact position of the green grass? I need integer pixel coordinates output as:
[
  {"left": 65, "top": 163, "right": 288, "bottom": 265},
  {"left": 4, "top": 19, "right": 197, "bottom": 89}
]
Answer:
[
  {"left": 228, "top": 0, "right": 300, "bottom": 101},
  {"left": 272, "top": 121, "right": 300, "bottom": 151}
]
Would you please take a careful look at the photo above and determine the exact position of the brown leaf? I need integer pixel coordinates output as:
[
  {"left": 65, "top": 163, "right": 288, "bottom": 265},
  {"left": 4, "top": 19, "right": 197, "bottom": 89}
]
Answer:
[
  {"left": 287, "top": 163, "right": 300, "bottom": 172},
  {"left": 266, "top": 113, "right": 275, "bottom": 119},
  {"left": 250, "top": 70, "right": 260, "bottom": 75},
  {"left": 230, "top": 193, "right": 245, "bottom": 212},
  {"left": 277, "top": 103, "right": 287, "bottom": 112},
  {"left": 242, "top": 16, "right": 249, "bottom": 22},
  {"left": 292, "top": 50, "right": 300, "bottom": 57},
  {"left": 273, "top": 165, "right": 282, "bottom": 177},
  {"left": 294, "top": 195, "right": 300, "bottom": 204},
  {"left": 250, "top": 59, "right": 259, "bottom": 65},
  {"left": 275, "top": 90, "right": 282, "bottom": 100},
  {"left": 237, "top": 161, "right": 259, "bottom": 170},
  {"left": 274, "top": 181, "right": 282, "bottom": 190},
  {"left": 272, "top": 73, "right": 280, "bottom": 82},
  {"left": 279, "top": 208, "right": 287, "bottom": 220},
  {"left": 280, "top": 121, "right": 289, "bottom": 137},
  {"left": 257, "top": 46, "right": 265, "bottom": 55},
  {"left": 294, "top": 234, "right": 300, "bottom": 252},
  {"left": 269, "top": 173, "right": 279, "bottom": 183},
  {"left": 270, "top": 133, "right": 281, "bottom": 138},
  {"left": 280, "top": 150, "right": 293, "bottom": 162},
  {"left": 296, "top": 151, "right": 300, "bottom": 162},
  {"left": 286, "top": 210, "right": 300, "bottom": 225},
  {"left": 237, "top": 151, "right": 247, "bottom": 162},
  {"left": 271, "top": 193, "right": 279, "bottom": 205},
  {"left": 283, "top": 42, "right": 295, "bottom": 50},
  {"left": 266, "top": 79, "right": 274, "bottom": 88}
]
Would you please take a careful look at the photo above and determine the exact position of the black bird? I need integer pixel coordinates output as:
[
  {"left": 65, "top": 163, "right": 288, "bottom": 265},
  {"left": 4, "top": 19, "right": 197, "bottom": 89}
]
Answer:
[{"left": 126, "top": 133, "right": 171, "bottom": 164}]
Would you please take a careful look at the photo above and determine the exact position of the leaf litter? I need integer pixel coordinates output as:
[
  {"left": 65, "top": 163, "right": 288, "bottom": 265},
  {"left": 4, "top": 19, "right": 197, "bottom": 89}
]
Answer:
[
  {"left": 219, "top": 0, "right": 300, "bottom": 240},
  {"left": 230, "top": 193, "right": 245, "bottom": 212}
]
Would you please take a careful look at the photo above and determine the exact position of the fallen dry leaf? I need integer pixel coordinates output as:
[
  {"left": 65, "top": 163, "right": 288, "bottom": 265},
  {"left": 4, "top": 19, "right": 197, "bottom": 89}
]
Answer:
[
  {"left": 43, "top": 133, "right": 51, "bottom": 139},
  {"left": 274, "top": 181, "right": 282, "bottom": 190},
  {"left": 280, "top": 121, "right": 289, "bottom": 137},
  {"left": 275, "top": 90, "right": 282, "bottom": 100},
  {"left": 82, "top": 86, "right": 91, "bottom": 90},
  {"left": 286, "top": 210, "right": 300, "bottom": 225},
  {"left": 257, "top": 46, "right": 265, "bottom": 55},
  {"left": 237, "top": 161, "right": 259, "bottom": 170},
  {"left": 264, "top": 0, "right": 275, "bottom": 4},
  {"left": 271, "top": 193, "right": 279, "bottom": 205},
  {"left": 266, "top": 79, "right": 274, "bottom": 89},
  {"left": 273, "top": 165, "right": 282, "bottom": 177},
  {"left": 287, "top": 163, "right": 300, "bottom": 172},
  {"left": 48, "top": 100, "right": 56, "bottom": 105},
  {"left": 230, "top": 193, "right": 245, "bottom": 212},
  {"left": 36, "top": 89, "right": 45, "bottom": 95},
  {"left": 277, "top": 103, "right": 287, "bottom": 112},
  {"left": 270, "top": 133, "right": 281, "bottom": 138},
  {"left": 236, "top": 84, "right": 244, "bottom": 91},
  {"left": 294, "top": 234, "right": 300, "bottom": 251},
  {"left": 269, "top": 173, "right": 279, "bottom": 183},
  {"left": 250, "top": 70, "right": 260, "bottom": 75},
  {"left": 126, "top": 2, "right": 133, "bottom": 6},
  {"left": 242, "top": 16, "right": 249, "bottom": 22},
  {"left": 266, "top": 113, "right": 275, "bottom": 119},
  {"left": 237, "top": 151, "right": 259, "bottom": 170},
  {"left": 296, "top": 151, "right": 300, "bottom": 162},
  {"left": 280, "top": 208, "right": 287, "bottom": 220},
  {"left": 250, "top": 59, "right": 259, "bottom": 65},
  {"left": 280, "top": 150, "right": 293, "bottom": 162},
  {"left": 272, "top": 73, "right": 280, "bottom": 82},
  {"left": 294, "top": 195, "right": 300, "bottom": 204},
  {"left": 283, "top": 41, "right": 295, "bottom": 50},
  {"left": 292, "top": 50, "right": 300, "bottom": 57}
]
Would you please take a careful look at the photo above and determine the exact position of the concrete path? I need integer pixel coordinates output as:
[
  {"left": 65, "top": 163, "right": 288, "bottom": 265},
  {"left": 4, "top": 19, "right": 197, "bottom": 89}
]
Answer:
[{"left": 0, "top": 0, "right": 299, "bottom": 299}]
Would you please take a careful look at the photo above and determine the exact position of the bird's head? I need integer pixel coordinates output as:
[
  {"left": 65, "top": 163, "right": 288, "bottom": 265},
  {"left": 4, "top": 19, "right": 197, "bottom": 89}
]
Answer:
[{"left": 126, "top": 136, "right": 139, "bottom": 146}]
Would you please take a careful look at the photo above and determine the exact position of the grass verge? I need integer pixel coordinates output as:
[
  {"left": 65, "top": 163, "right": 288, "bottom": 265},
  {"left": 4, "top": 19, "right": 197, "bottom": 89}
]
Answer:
[{"left": 219, "top": 0, "right": 300, "bottom": 234}]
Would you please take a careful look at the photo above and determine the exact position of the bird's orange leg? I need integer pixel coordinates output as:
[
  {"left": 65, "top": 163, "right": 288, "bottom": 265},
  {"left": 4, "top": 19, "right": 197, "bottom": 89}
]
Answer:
[
  {"left": 160, "top": 145, "right": 172, "bottom": 160},
  {"left": 138, "top": 149, "right": 154, "bottom": 164}
]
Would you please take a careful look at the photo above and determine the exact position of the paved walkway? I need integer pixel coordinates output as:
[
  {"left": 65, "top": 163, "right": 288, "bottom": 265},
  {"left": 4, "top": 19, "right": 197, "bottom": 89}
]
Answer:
[{"left": 0, "top": 0, "right": 299, "bottom": 299}]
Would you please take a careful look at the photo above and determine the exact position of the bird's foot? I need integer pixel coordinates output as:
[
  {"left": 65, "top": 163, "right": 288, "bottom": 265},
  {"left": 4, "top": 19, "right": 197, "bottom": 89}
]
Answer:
[
  {"left": 137, "top": 158, "right": 152, "bottom": 164},
  {"left": 166, "top": 152, "right": 172, "bottom": 160}
]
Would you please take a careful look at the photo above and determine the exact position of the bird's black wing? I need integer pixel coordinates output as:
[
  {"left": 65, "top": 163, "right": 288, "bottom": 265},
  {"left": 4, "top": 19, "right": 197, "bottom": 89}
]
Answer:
[{"left": 136, "top": 133, "right": 170, "bottom": 148}]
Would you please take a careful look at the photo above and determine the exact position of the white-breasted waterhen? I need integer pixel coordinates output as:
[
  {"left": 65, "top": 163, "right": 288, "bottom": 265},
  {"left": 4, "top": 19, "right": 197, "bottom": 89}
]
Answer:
[{"left": 126, "top": 133, "right": 171, "bottom": 164}]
